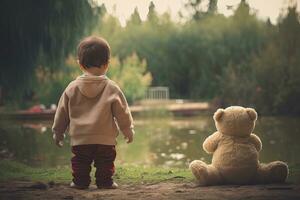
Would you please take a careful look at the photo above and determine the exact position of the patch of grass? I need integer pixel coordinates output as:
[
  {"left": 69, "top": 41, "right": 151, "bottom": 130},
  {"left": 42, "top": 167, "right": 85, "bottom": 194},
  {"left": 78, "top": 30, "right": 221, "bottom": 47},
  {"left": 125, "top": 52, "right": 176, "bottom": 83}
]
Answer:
[
  {"left": 0, "top": 160, "right": 193, "bottom": 184},
  {"left": 114, "top": 164, "right": 193, "bottom": 183},
  {"left": 0, "top": 160, "right": 71, "bottom": 182}
]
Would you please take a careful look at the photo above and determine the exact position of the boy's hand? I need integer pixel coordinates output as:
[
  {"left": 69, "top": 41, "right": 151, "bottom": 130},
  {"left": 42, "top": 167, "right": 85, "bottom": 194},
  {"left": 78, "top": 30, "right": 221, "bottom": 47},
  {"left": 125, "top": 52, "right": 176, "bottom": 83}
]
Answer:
[
  {"left": 55, "top": 139, "right": 64, "bottom": 147},
  {"left": 53, "top": 134, "right": 64, "bottom": 147},
  {"left": 124, "top": 135, "right": 133, "bottom": 144},
  {"left": 124, "top": 129, "right": 134, "bottom": 144}
]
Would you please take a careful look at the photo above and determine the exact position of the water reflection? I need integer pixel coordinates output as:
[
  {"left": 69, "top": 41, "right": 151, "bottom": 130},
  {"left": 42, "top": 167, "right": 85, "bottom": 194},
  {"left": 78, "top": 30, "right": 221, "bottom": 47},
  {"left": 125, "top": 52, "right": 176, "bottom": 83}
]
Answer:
[
  {"left": 0, "top": 116, "right": 299, "bottom": 182},
  {"left": 0, "top": 120, "right": 72, "bottom": 167}
]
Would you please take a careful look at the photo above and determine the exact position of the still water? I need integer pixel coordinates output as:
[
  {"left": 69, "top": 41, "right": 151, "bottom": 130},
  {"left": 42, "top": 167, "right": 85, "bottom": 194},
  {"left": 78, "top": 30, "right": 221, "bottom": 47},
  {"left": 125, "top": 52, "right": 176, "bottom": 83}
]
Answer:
[{"left": 0, "top": 116, "right": 300, "bottom": 182}]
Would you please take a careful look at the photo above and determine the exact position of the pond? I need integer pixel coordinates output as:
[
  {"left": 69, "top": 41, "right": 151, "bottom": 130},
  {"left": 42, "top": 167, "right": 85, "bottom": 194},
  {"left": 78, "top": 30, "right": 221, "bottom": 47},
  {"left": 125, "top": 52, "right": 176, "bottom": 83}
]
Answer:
[{"left": 0, "top": 115, "right": 300, "bottom": 183}]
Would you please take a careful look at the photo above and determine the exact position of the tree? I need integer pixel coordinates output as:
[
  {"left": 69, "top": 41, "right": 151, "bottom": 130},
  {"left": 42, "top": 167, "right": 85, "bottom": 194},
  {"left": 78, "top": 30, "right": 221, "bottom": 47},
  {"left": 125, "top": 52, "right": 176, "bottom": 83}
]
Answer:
[
  {"left": 0, "top": 0, "right": 97, "bottom": 104},
  {"left": 208, "top": 0, "right": 218, "bottom": 14},
  {"left": 127, "top": 7, "right": 142, "bottom": 26},
  {"left": 108, "top": 54, "right": 152, "bottom": 103},
  {"left": 147, "top": 1, "right": 159, "bottom": 25},
  {"left": 88, "top": 0, "right": 300, "bottom": 115},
  {"left": 253, "top": 6, "right": 300, "bottom": 114},
  {"left": 185, "top": 0, "right": 203, "bottom": 20},
  {"left": 185, "top": 0, "right": 218, "bottom": 20},
  {"left": 220, "top": 5, "right": 300, "bottom": 115},
  {"left": 34, "top": 53, "right": 152, "bottom": 106}
]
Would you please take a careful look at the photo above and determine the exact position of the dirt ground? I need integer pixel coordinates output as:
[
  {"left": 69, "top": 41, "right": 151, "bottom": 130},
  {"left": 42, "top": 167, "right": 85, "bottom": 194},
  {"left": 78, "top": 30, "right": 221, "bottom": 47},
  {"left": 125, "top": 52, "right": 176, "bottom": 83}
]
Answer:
[{"left": 0, "top": 181, "right": 299, "bottom": 200}]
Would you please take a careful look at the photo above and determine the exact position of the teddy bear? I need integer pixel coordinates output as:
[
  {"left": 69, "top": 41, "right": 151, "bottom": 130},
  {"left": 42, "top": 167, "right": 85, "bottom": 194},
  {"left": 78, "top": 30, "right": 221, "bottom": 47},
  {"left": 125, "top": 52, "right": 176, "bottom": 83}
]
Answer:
[{"left": 189, "top": 106, "right": 288, "bottom": 185}]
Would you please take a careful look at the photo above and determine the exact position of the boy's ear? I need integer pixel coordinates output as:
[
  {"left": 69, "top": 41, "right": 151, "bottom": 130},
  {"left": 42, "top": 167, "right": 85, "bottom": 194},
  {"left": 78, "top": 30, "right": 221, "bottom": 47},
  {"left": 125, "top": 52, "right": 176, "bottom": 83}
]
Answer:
[
  {"left": 213, "top": 109, "right": 224, "bottom": 122},
  {"left": 79, "top": 63, "right": 86, "bottom": 71},
  {"left": 77, "top": 59, "right": 85, "bottom": 68},
  {"left": 246, "top": 108, "right": 257, "bottom": 121}
]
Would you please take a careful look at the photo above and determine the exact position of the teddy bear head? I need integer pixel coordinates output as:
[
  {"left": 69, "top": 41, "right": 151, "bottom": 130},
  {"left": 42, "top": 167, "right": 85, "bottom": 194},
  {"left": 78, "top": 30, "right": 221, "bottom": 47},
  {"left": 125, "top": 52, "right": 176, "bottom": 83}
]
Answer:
[{"left": 213, "top": 106, "right": 257, "bottom": 137}]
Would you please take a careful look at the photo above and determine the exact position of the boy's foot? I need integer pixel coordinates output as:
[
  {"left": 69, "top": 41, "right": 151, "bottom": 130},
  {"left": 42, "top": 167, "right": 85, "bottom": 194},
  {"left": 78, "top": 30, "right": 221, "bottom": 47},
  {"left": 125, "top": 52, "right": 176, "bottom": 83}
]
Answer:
[
  {"left": 70, "top": 182, "right": 88, "bottom": 190},
  {"left": 97, "top": 182, "right": 118, "bottom": 189}
]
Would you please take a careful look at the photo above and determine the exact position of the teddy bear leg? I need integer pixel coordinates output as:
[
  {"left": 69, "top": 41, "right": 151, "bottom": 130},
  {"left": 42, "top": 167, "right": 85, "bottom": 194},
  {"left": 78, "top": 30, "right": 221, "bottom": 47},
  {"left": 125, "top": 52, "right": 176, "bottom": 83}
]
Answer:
[
  {"left": 189, "top": 160, "right": 209, "bottom": 186},
  {"left": 205, "top": 164, "right": 222, "bottom": 185},
  {"left": 257, "top": 161, "right": 288, "bottom": 184},
  {"left": 189, "top": 160, "right": 221, "bottom": 186}
]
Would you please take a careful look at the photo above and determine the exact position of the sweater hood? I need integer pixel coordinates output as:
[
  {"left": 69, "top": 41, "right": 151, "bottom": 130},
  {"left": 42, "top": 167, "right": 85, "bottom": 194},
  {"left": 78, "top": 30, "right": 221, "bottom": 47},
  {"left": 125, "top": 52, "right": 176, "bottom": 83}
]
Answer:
[{"left": 75, "top": 75, "right": 108, "bottom": 98}]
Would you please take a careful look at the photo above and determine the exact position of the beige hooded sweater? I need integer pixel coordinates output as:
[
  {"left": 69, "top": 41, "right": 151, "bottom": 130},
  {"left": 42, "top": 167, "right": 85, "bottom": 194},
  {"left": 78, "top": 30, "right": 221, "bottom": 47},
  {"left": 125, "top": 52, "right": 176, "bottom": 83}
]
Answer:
[{"left": 52, "top": 75, "right": 134, "bottom": 146}]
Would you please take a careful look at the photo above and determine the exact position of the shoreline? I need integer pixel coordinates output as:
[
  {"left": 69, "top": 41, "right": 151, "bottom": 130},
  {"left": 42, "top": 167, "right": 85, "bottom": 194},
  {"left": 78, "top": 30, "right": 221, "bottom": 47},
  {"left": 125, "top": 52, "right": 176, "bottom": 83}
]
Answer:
[
  {"left": 0, "top": 101, "right": 212, "bottom": 120},
  {"left": 1, "top": 160, "right": 299, "bottom": 199},
  {"left": 1, "top": 181, "right": 299, "bottom": 200}
]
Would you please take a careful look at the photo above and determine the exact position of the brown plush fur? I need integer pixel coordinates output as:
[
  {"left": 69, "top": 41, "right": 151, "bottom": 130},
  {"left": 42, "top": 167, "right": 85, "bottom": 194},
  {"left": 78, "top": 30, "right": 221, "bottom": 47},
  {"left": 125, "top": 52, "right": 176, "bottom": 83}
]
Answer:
[{"left": 189, "top": 106, "right": 288, "bottom": 186}]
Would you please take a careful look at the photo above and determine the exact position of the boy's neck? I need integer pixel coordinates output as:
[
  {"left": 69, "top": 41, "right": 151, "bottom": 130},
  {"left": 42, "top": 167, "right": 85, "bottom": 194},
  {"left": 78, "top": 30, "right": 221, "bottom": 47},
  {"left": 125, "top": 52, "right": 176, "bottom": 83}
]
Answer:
[{"left": 83, "top": 66, "right": 106, "bottom": 76}]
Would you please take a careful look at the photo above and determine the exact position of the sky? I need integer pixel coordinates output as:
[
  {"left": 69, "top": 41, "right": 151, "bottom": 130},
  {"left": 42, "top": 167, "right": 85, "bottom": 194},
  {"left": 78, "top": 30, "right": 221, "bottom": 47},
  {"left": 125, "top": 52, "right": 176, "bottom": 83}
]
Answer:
[{"left": 96, "top": 0, "right": 300, "bottom": 26}]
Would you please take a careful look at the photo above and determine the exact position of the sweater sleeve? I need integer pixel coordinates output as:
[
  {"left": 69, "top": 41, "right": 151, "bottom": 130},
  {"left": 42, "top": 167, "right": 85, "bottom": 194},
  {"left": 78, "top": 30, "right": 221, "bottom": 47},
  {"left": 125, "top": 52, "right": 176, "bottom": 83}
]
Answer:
[
  {"left": 112, "top": 90, "right": 134, "bottom": 137},
  {"left": 52, "top": 91, "right": 70, "bottom": 141}
]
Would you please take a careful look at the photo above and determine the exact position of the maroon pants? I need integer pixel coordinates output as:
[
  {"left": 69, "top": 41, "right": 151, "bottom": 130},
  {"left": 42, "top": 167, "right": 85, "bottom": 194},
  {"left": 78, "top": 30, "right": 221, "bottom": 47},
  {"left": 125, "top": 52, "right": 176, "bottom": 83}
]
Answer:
[{"left": 71, "top": 144, "right": 116, "bottom": 187}]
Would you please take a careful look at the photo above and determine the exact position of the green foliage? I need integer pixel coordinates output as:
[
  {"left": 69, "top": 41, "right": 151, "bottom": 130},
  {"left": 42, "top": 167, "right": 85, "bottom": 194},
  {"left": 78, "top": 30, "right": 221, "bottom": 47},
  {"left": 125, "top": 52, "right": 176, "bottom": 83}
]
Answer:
[
  {"left": 2, "top": 0, "right": 300, "bottom": 115},
  {"left": 34, "top": 56, "right": 80, "bottom": 106},
  {"left": 34, "top": 54, "right": 152, "bottom": 106},
  {"left": 95, "top": 1, "right": 267, "bottom": 101},
  {"left": 221, "top": 5, "right": 300, "bottom": 115},
  {"left": 147, "top": 1, "right": 159, "bottom": 24},
  {"left": 92, "top": 6, "right": 122, "bottom": 50},
  {"left": 255, "top": 6, "right": 300, "bottom": 114},
  {"left": 108, "top": 54, "right": 152, "bottom": 103},
  {"left": 185, "top": 0, "right": 219, "bottom": 20},
  {"left": 0, "top": 0, "right": 98, "bottom": 103},
  {"left": 90, "top": 1, "right": 300, "bottom": 115},
  {"left": 127, "top": 7, "right": 142, "bottom": 26}
]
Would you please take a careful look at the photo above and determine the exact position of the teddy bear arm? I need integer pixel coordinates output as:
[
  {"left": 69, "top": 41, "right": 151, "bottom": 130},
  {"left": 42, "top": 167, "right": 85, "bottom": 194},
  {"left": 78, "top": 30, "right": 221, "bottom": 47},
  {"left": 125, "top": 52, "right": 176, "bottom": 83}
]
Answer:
[
  {"left": 250, "top": 133, "right": 262, "bottom": 152},
  {"left": 203, "top": 132, "right": 221, "bottom": 154}
]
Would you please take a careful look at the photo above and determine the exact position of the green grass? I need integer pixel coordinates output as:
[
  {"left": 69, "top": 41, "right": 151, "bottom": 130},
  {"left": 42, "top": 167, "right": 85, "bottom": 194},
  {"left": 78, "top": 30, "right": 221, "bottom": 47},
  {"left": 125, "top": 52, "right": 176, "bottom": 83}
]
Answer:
[
  {"left": 1, "top": 160, "right": 299, "bottom": 184},
  {"left": 0, "top": 160, "right": 193, "bottom": 184}
]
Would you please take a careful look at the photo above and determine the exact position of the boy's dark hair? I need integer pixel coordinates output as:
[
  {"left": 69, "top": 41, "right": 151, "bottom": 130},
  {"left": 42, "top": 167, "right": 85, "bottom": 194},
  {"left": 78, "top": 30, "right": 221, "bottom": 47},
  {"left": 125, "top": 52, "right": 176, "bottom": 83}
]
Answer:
[{"left": 77, "top": 36, "right": 110, "bottom": 68}]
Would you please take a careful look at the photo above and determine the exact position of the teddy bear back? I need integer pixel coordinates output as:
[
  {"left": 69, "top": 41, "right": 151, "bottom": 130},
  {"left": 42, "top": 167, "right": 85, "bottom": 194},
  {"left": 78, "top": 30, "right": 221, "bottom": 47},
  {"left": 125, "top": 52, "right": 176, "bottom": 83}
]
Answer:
[{"left": 213, "top": 106, "right": 257, "bottom": 137}]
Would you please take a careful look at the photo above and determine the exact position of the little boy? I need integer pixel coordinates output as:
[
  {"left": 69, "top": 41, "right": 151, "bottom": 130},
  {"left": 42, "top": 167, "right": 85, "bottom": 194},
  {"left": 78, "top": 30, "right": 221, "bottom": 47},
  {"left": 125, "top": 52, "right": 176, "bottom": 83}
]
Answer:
[{"left": 52, "top": 36, "right": 134, "bottom": 189}]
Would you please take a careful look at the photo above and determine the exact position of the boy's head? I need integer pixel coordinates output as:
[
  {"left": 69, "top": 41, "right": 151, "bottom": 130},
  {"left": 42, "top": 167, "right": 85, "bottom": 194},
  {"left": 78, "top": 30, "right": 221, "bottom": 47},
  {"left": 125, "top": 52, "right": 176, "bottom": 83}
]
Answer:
[{"left": 77, "top": 36, "right": 110, "bottom": 68}]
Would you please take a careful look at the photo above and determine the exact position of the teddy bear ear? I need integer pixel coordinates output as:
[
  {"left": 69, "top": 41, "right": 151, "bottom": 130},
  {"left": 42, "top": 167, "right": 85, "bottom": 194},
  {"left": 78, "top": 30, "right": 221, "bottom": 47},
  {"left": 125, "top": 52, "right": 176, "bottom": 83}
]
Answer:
[
  {"left": 246, "top": 108, "right": 257, "bottom": 121},
  {"left": 213, "top": 109, "right": 224, "bottom": 122}
]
